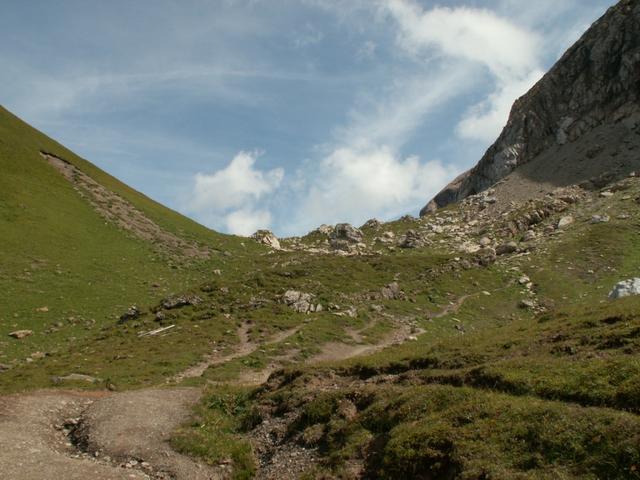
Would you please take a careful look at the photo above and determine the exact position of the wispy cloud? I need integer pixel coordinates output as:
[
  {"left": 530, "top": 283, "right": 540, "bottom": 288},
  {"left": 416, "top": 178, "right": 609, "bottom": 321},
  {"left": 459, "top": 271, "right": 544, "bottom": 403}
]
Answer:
[
  {"left": 1, "top": 0, "right": 612, "bottom": 237},
  {"left": 382, "top": 0, "right": 544, "bottom": 142}
]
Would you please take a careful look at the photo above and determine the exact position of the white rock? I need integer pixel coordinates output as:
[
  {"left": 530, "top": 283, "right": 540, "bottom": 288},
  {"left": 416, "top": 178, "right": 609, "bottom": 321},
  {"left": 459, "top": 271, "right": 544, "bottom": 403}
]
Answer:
[
  {"left": 609, "top": 278, "right": 640, "bottom": 299},
  {"left": 251, "top": 230, "right": 281, "bottom": 250},
  {"left": 557, "top": 216, "right": 574, "bottom": 229}
]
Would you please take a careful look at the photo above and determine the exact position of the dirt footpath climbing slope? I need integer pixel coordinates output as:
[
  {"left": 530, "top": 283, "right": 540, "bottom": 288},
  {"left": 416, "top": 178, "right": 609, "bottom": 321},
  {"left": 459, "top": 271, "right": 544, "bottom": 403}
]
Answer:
[
  {"left": 0, "top": 389, "right": 222, "bottom": 480},
  {"left": 77, "top": 388, "right": 221, "bottom": 480},
  {"left": 0, "top": 391, "right": 148, "bottom": 480}
]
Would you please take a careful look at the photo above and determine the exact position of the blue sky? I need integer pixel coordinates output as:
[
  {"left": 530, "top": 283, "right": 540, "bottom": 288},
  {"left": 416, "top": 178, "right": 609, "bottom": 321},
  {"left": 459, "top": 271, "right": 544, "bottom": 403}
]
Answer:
[{"left": 1, "top": 0, "right": 613, "bottom": 236}]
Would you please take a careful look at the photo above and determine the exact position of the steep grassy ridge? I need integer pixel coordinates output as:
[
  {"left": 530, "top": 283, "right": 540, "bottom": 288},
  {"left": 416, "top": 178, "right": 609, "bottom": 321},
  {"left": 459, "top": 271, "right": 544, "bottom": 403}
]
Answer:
[{"left": 0, "top": 106, "right": 252, "bottom": 378}]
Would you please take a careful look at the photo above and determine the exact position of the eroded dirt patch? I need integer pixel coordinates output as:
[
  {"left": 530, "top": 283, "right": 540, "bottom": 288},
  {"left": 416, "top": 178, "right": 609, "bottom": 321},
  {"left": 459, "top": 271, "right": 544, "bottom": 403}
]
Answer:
[{"left": 41, "top": 152, "right": 209, "bottom": 261}]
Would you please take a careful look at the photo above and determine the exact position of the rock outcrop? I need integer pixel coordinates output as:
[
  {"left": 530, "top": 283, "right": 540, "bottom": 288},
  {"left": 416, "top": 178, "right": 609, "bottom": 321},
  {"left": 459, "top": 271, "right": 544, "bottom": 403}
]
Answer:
[
  {"left": 252, "top": 230, "right": 281, "bottom": 250},
  {"left": 330, "top": 223, "right": 364, "bottom": 251},
  {"left": 609, "top": 278, "right": 640, "bottom": 299},
  {"left": 422, "top": 0, "right": 640, "bottom": 215}
]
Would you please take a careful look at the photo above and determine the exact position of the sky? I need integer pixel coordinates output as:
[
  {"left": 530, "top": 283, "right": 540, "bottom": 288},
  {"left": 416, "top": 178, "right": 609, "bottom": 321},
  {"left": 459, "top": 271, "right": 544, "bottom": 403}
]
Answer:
[{"left": 1, "top": 0, "right": 614, "bottom": 236}]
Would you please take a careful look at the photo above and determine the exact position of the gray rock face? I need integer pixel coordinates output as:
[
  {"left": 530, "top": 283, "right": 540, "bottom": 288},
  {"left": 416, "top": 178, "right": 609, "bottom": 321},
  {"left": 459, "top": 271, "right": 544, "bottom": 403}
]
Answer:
[
  {"left": 421, "top": 0, "right": 640, "bottom": 215},
  {"left": 609, "top": 278, "right": 640, "bottom": 299}
]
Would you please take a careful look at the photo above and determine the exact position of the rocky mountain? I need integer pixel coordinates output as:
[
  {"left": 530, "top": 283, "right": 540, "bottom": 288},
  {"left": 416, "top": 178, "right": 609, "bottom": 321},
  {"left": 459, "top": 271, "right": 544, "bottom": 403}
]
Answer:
[{"left": 422, "top": 0, "right": 640, "bottom": 215}]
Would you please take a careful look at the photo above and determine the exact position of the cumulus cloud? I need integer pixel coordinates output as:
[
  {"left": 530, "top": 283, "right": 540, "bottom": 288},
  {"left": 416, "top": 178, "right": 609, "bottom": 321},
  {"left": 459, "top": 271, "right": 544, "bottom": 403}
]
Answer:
[
  {"left": 225, "top": 208, "right": 273, "bottom": 236},
  {"left": 188, "top": 151, "right": 283, "bottom": 235},
  {"left": 289, "top": 146, "right": 456, "bottom": 233},
  {"left": 382, "top": 0, "right": 543, "bottom": 142}
]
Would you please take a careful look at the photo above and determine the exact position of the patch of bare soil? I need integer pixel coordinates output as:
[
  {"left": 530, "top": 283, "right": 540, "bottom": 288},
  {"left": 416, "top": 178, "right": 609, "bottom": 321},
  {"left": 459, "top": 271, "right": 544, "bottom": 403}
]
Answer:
[
  {"left": 41, "top": 152, "right": 209, "bottom": 261},
  {"left": 0, "top": 388, "right": 224, "bottom": 480},
  {"left": 75, "top": 388, "right": 223, "bottom": 480}
]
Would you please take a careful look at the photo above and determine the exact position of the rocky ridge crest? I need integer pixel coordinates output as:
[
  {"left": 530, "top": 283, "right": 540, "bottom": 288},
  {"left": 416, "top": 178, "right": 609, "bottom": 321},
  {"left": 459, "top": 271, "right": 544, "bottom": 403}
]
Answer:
[{"left": 422, "top": 0, "right": 640, "bottom": 214}]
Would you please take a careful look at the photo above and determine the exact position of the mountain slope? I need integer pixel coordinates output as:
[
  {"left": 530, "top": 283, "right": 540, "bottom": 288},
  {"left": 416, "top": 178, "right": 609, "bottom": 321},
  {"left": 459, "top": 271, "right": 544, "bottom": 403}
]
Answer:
[
  {"left": 422, "top": 0, "right": 640, "bottom": 214},
  {"left": 0, "top": 105, "right": 253, "bottom": 372}
]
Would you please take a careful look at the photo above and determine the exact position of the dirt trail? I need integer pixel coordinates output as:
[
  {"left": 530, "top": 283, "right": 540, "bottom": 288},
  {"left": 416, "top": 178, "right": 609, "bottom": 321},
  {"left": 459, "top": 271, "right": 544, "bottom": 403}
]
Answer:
[
  {"left": 170, "top": 322, "right": 256, "bottom": 383},
  {"left": 309, "top": 322, "right": 423, "bottom": 364},
  {"left": 0, "top": 295, "right": 476, "bottom": 480},
  {"left": 170, "top": 324, "right": 300, "bottom": 384}
]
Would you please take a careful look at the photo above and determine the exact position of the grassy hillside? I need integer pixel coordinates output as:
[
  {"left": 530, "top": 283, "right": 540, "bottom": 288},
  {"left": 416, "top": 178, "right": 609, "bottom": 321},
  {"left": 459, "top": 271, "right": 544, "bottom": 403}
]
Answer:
[
  {"left": 1, "top": 106, "right": 638, "bottom": 478},
  {"left": 0, "top": 105, "right": 258, "bottom": 376}
]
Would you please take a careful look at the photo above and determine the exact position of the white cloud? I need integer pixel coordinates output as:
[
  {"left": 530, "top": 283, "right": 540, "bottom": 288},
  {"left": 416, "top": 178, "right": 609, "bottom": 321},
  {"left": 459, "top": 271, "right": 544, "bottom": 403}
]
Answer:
[
  {"left": 337, "top": 64, "right": 475, "bottom": 150},
  {"left": 383, "top": 1, "right": 540, "bottom": 79},
  {"left": 225, "top": 208, "right": 273, "bottom": 236},
  {"left": 456, "top": 68, "right": 544, "bottom": 142},
  {"left": 188, "top": 151, "right": 283, "bottom": 235},
  {"left": 288, "top": 146, "right": 457, "bottom": 233},
  {"left": 382, "top": 0, "right": 543, "bottom": 142},
  {"left": 192, "top": 151, "right": 283, "bottom": 211}
]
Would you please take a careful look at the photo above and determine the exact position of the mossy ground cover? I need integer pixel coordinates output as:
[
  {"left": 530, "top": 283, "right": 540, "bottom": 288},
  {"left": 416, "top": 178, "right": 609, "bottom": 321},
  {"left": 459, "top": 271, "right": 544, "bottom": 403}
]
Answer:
[{"left": 0, "top": 105, "right": 258, "bottom": 390}]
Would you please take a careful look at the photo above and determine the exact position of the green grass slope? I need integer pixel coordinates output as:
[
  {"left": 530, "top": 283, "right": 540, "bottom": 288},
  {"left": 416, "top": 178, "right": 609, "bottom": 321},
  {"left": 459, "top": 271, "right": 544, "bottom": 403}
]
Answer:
[{"left": 0, "top": 105, "right": 254, "bottom": 377}]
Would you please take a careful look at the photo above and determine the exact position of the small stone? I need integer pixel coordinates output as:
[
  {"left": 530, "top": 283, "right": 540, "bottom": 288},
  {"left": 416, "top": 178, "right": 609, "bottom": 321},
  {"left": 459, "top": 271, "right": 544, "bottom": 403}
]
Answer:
[
  {"left": 600, "top": 191, "right": 614, "bottom": 198},
  {"left": 557, "top": 216, "right": 574, "bottom": 229},
  {"left": 119, "top": 306, "right": 140, "bottom": 322},
  {"left": 9, "top": 330, "right": 33, "bottom": 339},
  {"left": 380, "top": 282, "right": 405, "bottom": 300},
  {"left": 479, "top": 237, "right": 492, "bottom": 247},
  {"left": 399, "top": 229, "right": 424, "bottom": 249},
  {"left": 518, "top": 275, "right": 531, "bottom": 285},
  {"left": 282, "top": 290, "right": 315, "bottom": 313},
  {"left": 496, "top": 242, "right": 518, "bottom": 255},
  {"left": 522, "top": 230, "right": 536, "bottom": 242},
  {"left": 251, "top": 230, "right": 281, "bottom": 250},
  {"left": 519, "top": 299, "right": 536, "bottom": 309},
  {"left": 590, "top": 215, "right": 610, "bottom": 224}
]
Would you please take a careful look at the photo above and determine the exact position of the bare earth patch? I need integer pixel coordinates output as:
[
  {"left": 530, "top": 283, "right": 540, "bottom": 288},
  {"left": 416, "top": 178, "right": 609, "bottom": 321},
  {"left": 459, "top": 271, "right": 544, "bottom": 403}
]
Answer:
[{"left": 41, "top": 152, "right": 209, "bottom": 261}]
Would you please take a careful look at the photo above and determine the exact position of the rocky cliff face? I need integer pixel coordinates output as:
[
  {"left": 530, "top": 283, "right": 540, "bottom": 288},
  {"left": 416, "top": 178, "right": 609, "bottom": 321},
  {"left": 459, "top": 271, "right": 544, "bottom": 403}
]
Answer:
[{"left": 422, "top": 0, "right": 640, "bottom": 215}]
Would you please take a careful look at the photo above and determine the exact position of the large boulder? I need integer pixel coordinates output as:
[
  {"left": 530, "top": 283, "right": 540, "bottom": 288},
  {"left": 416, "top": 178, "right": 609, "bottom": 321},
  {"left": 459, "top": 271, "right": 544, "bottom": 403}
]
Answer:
[
  {"left": 380, "top": 282, "right": 405, "bottom": 300},
  {"left": 330, "top": 223, "right": 363, "bottom": 250},
  {"left": 281, "top": 290, "right": 320, "bottom": 313},
  {"left": 251, "top": 229, "right": 281, "bottom": 250},
  {"left": 609, "top": 278, "right": 640, "bottom": 299},
  {"left": 399, "top": 230, "right": 424, "bottom": 249}
]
